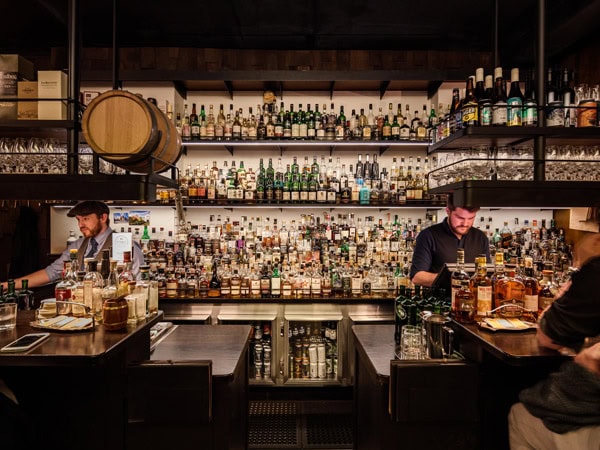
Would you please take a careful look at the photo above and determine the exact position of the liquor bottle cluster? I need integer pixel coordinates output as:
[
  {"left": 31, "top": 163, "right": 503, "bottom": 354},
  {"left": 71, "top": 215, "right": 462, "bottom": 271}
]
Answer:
[
  {"left": 288, "top": 321, "right": 338, "bottom": 380},
  {"left": 169, "top": 154, "right": 442, "bottom": 206},
  {"left": 451, "top": 231, "right": 568, "bottom": 325},
  {"left": 249, "top": 322, "right": 272, "bottom": 379},
  {"left": 393, "top": 285, "right": 450, "bottom": 345},
  {"left": 178, "top": 101, "right": 437, "bottom": 142},
  {"left": 0, "top": 278, "right": 34, "bottom": 310},
  {"left": 53, "top": 249, "right": 159, "bottom": 322},
  {"left": 434, "top": 65, "right": 598, "bottom": 143},
  {"left": 141, "top": 212, "right": 430, "bottom": 300}
]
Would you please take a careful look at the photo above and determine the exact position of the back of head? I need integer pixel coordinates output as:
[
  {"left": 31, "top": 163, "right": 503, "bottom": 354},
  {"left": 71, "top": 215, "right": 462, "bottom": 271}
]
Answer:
[{"left": 573, "top": 232, "right": 600, "bottom": 268}]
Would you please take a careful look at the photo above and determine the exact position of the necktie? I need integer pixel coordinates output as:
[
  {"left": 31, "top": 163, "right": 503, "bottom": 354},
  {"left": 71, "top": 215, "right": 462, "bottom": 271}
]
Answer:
[{"left": 86, "top": 238, "right": 98, "bottom": 258}]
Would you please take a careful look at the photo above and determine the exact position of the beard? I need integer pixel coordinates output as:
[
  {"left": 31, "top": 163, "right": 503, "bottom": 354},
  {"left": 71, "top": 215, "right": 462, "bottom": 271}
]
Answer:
[{"left": 80, "top": 221, "right": 103, "bottom": 238}]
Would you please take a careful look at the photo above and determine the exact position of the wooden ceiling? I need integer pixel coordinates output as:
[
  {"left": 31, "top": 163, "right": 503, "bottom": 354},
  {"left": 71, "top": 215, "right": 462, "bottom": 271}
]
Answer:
[{"left": 2, "top": 0, "right": 599, "bottom": 70}]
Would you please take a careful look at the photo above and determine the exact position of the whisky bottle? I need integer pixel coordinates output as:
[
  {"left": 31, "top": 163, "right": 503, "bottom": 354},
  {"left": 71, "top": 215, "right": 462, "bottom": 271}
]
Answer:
[
  {"left": 522, "top": 256, "right": 539, "bottom": 321},
  {"left": 470, "top": 255, "right": 492, "bottom": 318},
  {"left": 190, "top": 103, "right": 201, "bottom": 140},
  {"left": 208, "top": 263, "right": 221, "bottom": 298},
  {"left": 494, "top": 267, "right": 525, "bottom": 316},
  {"left": 538, "top": 270, "right": 557, "bottom": 316},
  {"left": 450, "top": 249, "right": 469, "bottom": 316}
]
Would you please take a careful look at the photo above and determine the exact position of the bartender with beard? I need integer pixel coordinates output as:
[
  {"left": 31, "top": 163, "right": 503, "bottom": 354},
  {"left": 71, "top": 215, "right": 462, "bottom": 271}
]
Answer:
[
  {"left": 1, "top": 201, "right": 145, "bottom": 291},
  {"left": 409, "top": 194, "right": 490, "bottom": 287}
]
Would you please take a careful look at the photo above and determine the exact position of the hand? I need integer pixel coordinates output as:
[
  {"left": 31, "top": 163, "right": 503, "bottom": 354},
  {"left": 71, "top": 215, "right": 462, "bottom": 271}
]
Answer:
[{"left": 574, "top": 342, "right": 600, "bottom": 376}]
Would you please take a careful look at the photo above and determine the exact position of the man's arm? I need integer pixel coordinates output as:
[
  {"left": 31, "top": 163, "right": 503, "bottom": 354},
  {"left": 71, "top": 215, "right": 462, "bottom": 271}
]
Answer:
[
  {"left": 411, "top": 270, "right": 438, "bottom": 288},
  {"left": 5, "top": 269, "right": 52, "bottom": 291}
]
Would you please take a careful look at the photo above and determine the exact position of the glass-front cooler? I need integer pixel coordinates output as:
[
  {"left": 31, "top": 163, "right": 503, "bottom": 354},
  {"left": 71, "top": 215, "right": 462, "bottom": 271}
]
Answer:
[
  {"left": 283, "top": 304, "right": 344, "bottom": 385},
  {"left": 217, "top": 304, "right": 280, "bottom": 385}
]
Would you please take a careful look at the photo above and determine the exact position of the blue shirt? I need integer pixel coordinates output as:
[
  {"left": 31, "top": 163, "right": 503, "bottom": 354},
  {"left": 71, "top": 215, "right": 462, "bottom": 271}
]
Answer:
[
  {"left": 44, "top": 227, "right": 145, "bottom": 282},
  {"left": 409, "top": 218, "right": 490, "bottom": 280}
]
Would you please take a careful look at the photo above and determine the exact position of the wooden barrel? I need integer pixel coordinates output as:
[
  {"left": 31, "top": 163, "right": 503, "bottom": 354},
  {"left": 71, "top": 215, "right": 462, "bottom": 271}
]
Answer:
[{"left": 82, "top": 90, "right": 182, "bottom": 173}]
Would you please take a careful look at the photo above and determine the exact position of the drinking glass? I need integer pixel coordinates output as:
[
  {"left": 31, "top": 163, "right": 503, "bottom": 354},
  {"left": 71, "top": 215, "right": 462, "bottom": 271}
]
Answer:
[
  {"left": 0, "top": 303, "right": 18, "bottom": 330},
  {"left": 399, "top": 325, "right": 424, "bottom": 360}
]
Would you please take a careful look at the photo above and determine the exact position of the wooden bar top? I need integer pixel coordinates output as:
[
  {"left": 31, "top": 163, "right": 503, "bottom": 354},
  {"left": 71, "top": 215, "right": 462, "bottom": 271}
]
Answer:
[
  {"left": 0, "top": 310, "right": 163, "bottom": 367},
  {"left": 150, "top": 324, "right": 251, "bottom": 378},
  {"left": 452, "top": 321, "right": 567, "bottom": 366}
]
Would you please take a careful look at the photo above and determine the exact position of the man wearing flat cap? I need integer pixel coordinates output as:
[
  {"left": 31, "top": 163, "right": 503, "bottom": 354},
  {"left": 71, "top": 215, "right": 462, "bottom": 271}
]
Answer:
[{"left": 1, "top": 201, "right": 144, "bottom": 290}]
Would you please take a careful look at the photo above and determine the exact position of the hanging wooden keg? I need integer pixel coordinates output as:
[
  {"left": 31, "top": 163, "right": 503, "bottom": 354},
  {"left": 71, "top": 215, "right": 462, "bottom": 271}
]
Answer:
[{"left": 82, "top": 89, "right": 182, "bottom": 173}]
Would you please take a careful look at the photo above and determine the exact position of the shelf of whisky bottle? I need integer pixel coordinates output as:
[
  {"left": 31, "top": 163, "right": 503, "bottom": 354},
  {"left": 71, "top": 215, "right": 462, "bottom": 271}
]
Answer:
[
  {"left": 428, "top": 126, "right": 600, "bottom": 154},
  {"left": 159, "top": 296, "right": 396, "bottom": 305},
  {"left": 183, "top": 139, "right": 430, "bottom": 155},
  {"left": 429, "top": 180, "right": 600, "bottom": 208},
  {"left": 0, "top": 173, "right": 178, "bottom": 201},
  {"left": 0, "top": 119, "right": 79, "bottom": 130},
  {"left": 151, "top": 200, "right": 447, "bottom": 209}
]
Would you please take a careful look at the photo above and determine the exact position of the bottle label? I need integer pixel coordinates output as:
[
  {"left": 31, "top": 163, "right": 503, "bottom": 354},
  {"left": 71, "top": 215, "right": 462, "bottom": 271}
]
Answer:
[
  {"left": 524, "top": 294, "right": 538, "bottom": 312},
  {"left": 523, "top": 102, "right": 538, "bottom": 126},
  {"left": 480, "top": 103, "right": 492, "bottom": 126},
  {"left": 492, "top": 103, "right": 507, "bottom": 126},
  {"left": 462, "top": 103, "right": 478, "bottom": 125},
  {"left": 546, "top": 101, "right": 565, "bottom": 127},
  {"left": 507, "top": 98, "right": 523, "bottom": 126}
]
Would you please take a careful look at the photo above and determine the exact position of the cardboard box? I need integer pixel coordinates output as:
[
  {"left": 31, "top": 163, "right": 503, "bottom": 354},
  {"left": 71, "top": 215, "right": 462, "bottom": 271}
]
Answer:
[
  {"left": 0, "top": 54, "right": 35, "bottom": 94},
  {"left": 38, "top": 70, "right": 68, "bottom": 120},
  {"left": 18, "top": 81, "right": 37, "bottom": 119},
  {"left": 0, "top": 54, "right": 35, "bottom": 120}
]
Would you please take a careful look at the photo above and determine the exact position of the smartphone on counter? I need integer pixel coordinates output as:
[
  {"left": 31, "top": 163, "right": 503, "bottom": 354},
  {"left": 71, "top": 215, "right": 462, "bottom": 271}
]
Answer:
[{"left": 1, "top": 333, "right": 50, "bottom": 352}]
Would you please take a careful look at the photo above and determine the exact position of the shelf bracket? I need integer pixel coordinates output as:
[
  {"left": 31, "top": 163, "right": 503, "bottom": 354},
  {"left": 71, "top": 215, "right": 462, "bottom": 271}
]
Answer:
[
  {"left": 378, "top": 146, "right": 390, "bottom": 156},
  {"left": 224, "top": 80, "right": 234, "bottom": 100},
  {"left": 328, "top": 81, "right": 336, "bottom": 100},
  {"left": 427, "top": 81, "right": 443, "bottom": 99},
  {"left": 225, "top": 145, "right": 234, "bottom": 155},
  {"left": 173, "top": 80, "right": 187, "bottom": 100},
  {"left": 379, "top": 81, "right": 390, "bottom": 100}
]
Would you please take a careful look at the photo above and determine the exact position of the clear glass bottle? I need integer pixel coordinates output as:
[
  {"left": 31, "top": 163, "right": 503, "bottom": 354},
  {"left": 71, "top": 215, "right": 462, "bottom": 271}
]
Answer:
[
  {"left": 84, "top": 260, "right": 105, "bottom": 322},
  {"left": 118, "top": 251, "right": 136, "bottom": 297}
]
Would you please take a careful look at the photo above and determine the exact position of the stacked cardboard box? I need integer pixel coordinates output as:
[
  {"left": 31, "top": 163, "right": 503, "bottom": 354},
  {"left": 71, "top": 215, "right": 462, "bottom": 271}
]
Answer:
[
  {"left": 38, "top": 70, "right": 68, "bottom": 120},
  {"left": 0, "top": 54, "right": 35, "bottom": 120}
]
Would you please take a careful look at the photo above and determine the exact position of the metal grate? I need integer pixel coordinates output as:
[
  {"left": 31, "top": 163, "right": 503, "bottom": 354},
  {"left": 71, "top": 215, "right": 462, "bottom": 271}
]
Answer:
[
  {"left": 304, "top": 414, "right": 354, "bottom": 449},
  {"left": 249, "top": 401, "right": 301, "bottom": 449},
  {"left": 248, "top": 400, "right": 353, "bottom": 449}
]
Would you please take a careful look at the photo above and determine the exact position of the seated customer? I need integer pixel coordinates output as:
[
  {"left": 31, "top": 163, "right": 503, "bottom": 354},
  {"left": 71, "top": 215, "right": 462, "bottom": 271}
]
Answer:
[{"left": 508, "top": 232, "right": 600, "bottom": 450}]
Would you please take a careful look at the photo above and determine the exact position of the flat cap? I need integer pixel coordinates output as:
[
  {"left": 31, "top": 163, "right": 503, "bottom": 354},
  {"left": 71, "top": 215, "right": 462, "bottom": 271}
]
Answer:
[{"left": 67, "top": 201, "right": 110, "bottom": 217}]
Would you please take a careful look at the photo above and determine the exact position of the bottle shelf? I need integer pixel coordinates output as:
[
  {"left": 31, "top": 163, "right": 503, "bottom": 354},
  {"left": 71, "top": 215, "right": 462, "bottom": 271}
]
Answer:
[
  {"left": 428, "top": 126, "right": 600, "bottom": 153},
  {"left": 183, "top": 139, "right": 430, "bottom": 156},
  {"left": 149, "top": 200, "right": 446, "bottom": 209},
  {"left": 0, "top": 119, "right": 78, "bottom": 130},
  {"left": 429, "top": 180, "right": 600, "bottom": 208},
  {"left": 159, "top": 296, "right": 395, "bottom": 305},
  {"left": 0, "top": 174, "right": 178, "bottom": 201}
]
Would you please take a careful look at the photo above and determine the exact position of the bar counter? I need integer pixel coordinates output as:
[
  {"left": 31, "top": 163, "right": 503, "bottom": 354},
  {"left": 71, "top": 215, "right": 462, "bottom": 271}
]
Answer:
[
  {"left": 144, "top": 324, "right": 250, "bottom": 450},
  {"left": 0, "top": 309, "right": 162, "bottom": 450},
  {"left": 352, "top": 323, "right": 568, "bottom": 450},
  {"left": 451, "top": 321, "right": 568, "bottom": 450}
]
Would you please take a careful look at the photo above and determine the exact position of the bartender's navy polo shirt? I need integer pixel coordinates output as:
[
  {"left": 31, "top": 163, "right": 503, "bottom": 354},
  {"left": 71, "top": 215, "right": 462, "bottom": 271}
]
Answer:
[{"left": 409, "top": 217, "right": 490, "bottom": 279}]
